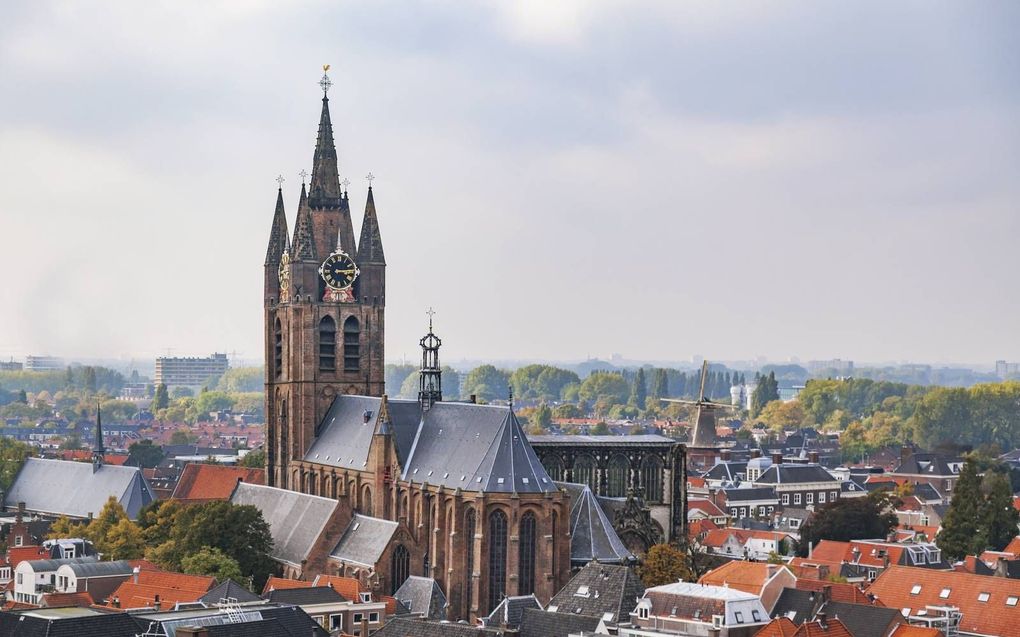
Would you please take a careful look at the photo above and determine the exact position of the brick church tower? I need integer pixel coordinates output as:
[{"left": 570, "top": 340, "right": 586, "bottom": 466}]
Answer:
[{"left": 263, "top": 69, "right": 386, "bottom": 489}]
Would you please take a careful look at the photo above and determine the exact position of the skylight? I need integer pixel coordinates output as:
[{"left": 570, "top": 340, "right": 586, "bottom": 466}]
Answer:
[
  {"left": 939, "top": 588, "right": 951, "bottom": 599},
  {"left": 978, "top": 592, "right": 990, "bottom": 603},
  {"left": 1007, "top": 596, "right": 1018, "bottom": 607},
  {"left": 910, "top": 585, "right": 922, "bottom": 595}
]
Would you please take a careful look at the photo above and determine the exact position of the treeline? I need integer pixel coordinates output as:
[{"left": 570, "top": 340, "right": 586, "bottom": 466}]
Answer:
[{"left": 0, "top": 366, "right": 126, "bottom": 400}]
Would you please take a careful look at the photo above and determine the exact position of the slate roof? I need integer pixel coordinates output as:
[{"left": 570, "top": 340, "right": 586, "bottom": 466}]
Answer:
[
  {"left": 483, "top": 594, "right": 542, "bottom": 629},
  {"left": 911, "top": 482, "right": 943, "bottom": 501},
  {"left": 265, "top": 586, "right": 345, "bottom": 605},
  {"left": 393, "top": 576, "right": 447, "bottom": 620},
  {"left": 724, "top": 487, "right": 779, "bottom": 502},
  {"left": 527, "top": 434, "right": 676, "bottom": 445},
  {"left": 703, "top": 461, "right": 748, "bottom": 483},
  {"left": 130, "top": 603, "right": 329, "bottom": 637},
  {"left": 22, "top": 556, "right": 97, "bottom": 573},
  {"left": 559, "top": 482, "right": 634, "bottom": 564},
  {"left": 892, "top": 452, "right": 960, "bottom": 476},
  {"left": 64, "top": 559, "right": 134, "bottom": 578},
  {"left": 771, "top": 587, "right": 817, "bottom": 624},
  {"left": 518, "top": 607, "right": 601, "bottom": 637},
  {"left": 0, "top": 610, "right": 141, "bottom": 637},
  {"left": 330, "top": 514, "right": 398, "bottom": 567},
  {"left": 755, "top": 464, "right": 836, "bottom": 485},
  {"left": 5, "top": 457, "right": 154, "bottom": 519},
  {"left": 822, "top": 601, "right": 903, "bottom": 637},
  {"left": 307, "top": 397, "right": 556, "bottom": 494},
  {"left": 200, "top": 579, "right": 261, "bottom": 605},
  {"left": 373, "top": 617, "right": 502, "bottom": 637},
  {"left": 198, "top": 618, "right": 293, "bottom": 637},
  {"left": 546, "top": 562, "right": 644, "bottom": 624},
  {"left": 229, "top": 483, "right": 338, "bottom": 566}
]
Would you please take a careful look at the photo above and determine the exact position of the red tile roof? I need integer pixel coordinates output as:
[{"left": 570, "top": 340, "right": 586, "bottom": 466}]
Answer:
[
  {"left": 106, "top": 570, "right": 216, "bottom": 611},
  {"left": 135, "top": 570, "right": 216, "bottom": 592},
  {"left": 262, "top": 576, "right": 311, "bottom": 596},
  {"left": 701, "top": 528, "right": 790, "bottom": 549},
  {"left": 891, "top": 627, "right": 943, "bottom": 637},
  {"left": 313, "top": 575, "right": 365, "bottom": 601},
  {"left": 699, "top": 562, "right": 791, "bottom": 595},
  {"left": 171, "top": 463, "right": 265, "bottom": 502},
  {"left": 39, "top": 591, "right": 94, "bottom": 608},
  {"left": 755, "top": 617, "right": 799, "bottom": 637},
  {"left": 1003, "top": 536, "right": 1020, "bottom": 557},
  {"left": 795, "top": 579, "right": 875, "bottom": 605},
  {"left": 868, "top": 565, "right": 1020, "bottom": 637},
  {"left": 688, "top": 498, "right": 726, "bottom": 517},
  {"left": 7, "top": 546, "right": 50, "bottom": 568},
  {"left": 755, "top": 617, "right": 853, "bottom": 637}
]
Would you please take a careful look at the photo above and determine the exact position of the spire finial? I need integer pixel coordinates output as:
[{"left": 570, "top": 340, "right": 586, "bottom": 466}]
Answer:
[
  {"left": 298, "top": 169, "right": 308, "bottom": 185},
  {"left": 365, "top": 172, "right": 375, "bottom": 187},
  {"left": 319, "top": 64, "right": 332, "bottom": 95},
  {"left": 275, "top": 174, "right": 285, "bottom": 189},
  {"left": 341, "top": 177, "right": 350, "bottom": 193},
  {"left": 426, "top": 307, "right": 436, "bottom": 332}
]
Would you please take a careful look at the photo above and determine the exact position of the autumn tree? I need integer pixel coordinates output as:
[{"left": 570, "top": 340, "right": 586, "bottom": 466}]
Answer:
[
  {"left": 756, "top": 400, "right": 806, "bottom": 432},
  {"left": 638, "top": 543, "right": 694, "bottom": 587},
  {"left": 181, "top": 546, "right": 244, "bottom": 583}
]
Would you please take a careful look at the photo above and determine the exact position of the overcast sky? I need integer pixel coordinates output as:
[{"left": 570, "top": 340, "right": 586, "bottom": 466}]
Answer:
[{"left": 1, "top": 1, "right": 1018, "bottom": 367}]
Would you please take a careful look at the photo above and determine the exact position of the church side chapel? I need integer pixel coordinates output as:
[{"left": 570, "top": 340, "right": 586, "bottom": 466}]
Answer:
[{"left": 243, "top": 67, "right": 644, "bottom": 622}]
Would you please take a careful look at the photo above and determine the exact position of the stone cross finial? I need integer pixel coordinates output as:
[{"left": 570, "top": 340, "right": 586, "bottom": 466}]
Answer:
[
  {"left": 275, "top": 174, "right": 285, "bottom": 188},
  {"left": 298, "top": 169, "right": 309, "bottom": 184},
  {"left": 426, "top": 307, "right": 436, "bottom": 331},
  {"left": 365, "top": 172, "right": 375, "bottom": 186}
]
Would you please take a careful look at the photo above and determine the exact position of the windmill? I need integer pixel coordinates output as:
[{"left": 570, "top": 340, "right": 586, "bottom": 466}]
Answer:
[{"left": 661, "top": 360, "right": 740, "bottom": 448}]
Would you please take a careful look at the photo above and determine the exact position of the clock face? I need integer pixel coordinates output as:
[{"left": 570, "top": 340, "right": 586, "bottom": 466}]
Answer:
[{"left": 319, "top": 250, "right": 360, "bottom": 290}]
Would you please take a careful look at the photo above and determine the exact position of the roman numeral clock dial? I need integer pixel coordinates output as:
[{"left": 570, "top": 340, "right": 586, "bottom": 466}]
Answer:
[{"left": 319, "top": 249, "right": 360, "bottom": 303}]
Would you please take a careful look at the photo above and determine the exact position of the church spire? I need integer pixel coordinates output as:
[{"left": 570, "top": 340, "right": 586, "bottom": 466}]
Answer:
[
  {"left": 291, "top": 182, "right": 317, "bottom": 261},
  {"left": 264, "top": 181, "right": 290, "bottom": 266},
  {"left": 418, "top": 309, "right": 442, "bottom": 411},
  {"left": 309, "top": 66, "right": 342, "bottom": 206},
  {"left": 356, "top": 184, "right": 386, "bottom": 265},
  {"left": 92, "top": 404, "right": 105, "bottom": 470}
]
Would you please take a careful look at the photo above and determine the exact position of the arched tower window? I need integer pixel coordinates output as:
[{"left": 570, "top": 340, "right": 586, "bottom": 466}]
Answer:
[
  {"left": 572, "top": 455, "right": 596, "bottom": 489},
  {"left": 465, "top": 509, "right": 476, "bottom": 613},
  {"left": 274, "top": 318, "right": 283, "bottom": 379},
  {"left": 487, "top": 510, "right": 508, "bottom": 611},
  {"left": 362, "top": 485, "right": 373, "bottom": 516},
  {"left": 318, "top": 316, "right": 336, "bottom": 372},
  {"left": 518, "top": 512, "right": 537, "bottom": 596},
  {"left": 391, "top": 544, "right": 410, "bottom": 594},
  {"left": 607, "top": 454, "right": 630, "bottom": 497},
  {"left": 641, "top": 455, "right": 664, "bottom": 503},
  {"left": 343, "top": 316, "right": 360, "bottom": 371}
]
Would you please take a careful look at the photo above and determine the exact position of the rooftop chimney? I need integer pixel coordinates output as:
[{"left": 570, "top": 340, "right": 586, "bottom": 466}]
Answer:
[
  {"left": 16, "top": 501, "right": 25, "bottom": 524},
  {"left": 771, "top": 452, "right": 783, "bottom": 465},
  {"left": 751, "top": 449, "right": 762, "bottom": 459},
  {"left": 153, "top": 594, "right": 161, "bottom": 611},
  {"left": 809, "top": 451, "right": 819, "bottom": 464},
  {"left": 720, "top": 449, "right": 731, "bottom": 462},
  {"left": 901, "top": 445, "right": 912, "bottom": 463},
  {"left": 133, "top": 566, "right": 140, "bottom": 585}
]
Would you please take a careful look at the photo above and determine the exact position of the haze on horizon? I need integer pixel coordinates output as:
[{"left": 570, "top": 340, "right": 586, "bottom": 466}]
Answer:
[{"left": 1, "top": 2, "right": 1018, "bottom": 366}]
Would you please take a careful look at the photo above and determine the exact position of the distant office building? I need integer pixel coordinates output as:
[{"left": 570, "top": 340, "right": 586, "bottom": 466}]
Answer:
[
  {"left": 0, "top": 359, "right": 23, "bottom": 371},
  {"left": 24, "top": 356, "right": 64, "bottom": 371},
  {"left": 154, "top": 352, "right": 228, "bottom": 388},
  {"left": 996, "top": 360, "right": 1019, "bottom": 378},
  {"left": 807, "top": 358, "right": 854, "bottom": 375}
]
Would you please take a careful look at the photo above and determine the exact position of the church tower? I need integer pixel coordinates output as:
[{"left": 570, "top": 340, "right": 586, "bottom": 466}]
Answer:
[{"left": 263, "top": 67, "right": 386, "bottom": 489}]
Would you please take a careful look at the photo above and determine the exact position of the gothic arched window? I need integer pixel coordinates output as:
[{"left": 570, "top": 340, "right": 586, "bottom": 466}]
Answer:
[
  {"left": 518, "top": 512, "right": 537, "bottom": 596},
  {"left": 274, "top": 318, "right": 283, "bottom": 378},
  {"left": 544, "top": 457, "right": 564, "bottom": 481},
  {"left": 343, "top": 316, "right": 360, "bottom": 371},
  {"left": 318, "top": 316, "right": 336, "bottom": 372},
  {"left": 391, "top": 544, "right": 410, "bottom": 594},
  {"left": 487, "top": 510, "right": 508, "bottom": 611},
  {"left": 607, "top": 454, "right": 630, "bottom": 497},
  {"left": 641, "top": 455, "right": 664, "bottom": 503},
  {"left": 572, "top": 455, "right": 596, "bottom": 489},
  {"left": 465, "top": 509, "right": 476, "bottom": 612},
  {"left": 362, "top": 485, "right": 373, "bottom": 515}
]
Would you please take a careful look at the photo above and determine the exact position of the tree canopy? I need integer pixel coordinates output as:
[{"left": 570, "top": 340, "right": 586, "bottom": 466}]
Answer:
[{"left": 796, "top": 492, "right": 898, "bottom": 556}]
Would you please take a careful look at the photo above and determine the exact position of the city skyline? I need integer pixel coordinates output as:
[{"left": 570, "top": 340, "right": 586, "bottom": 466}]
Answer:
[{"left": 1, "top": 2, "right": 1018, "bottom": 364}]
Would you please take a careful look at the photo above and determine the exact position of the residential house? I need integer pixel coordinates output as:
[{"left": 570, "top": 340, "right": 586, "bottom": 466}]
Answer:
[
  {"left": 545, "top": 562, "right": 645, "bottom": 625},
  {"left": 888, "top": 449, "right": 963, "bottom": 496},
  {"left": 868, "top": 565, "right": 1020, "bottom": 637},
  {"left": 701, "top": 528, "right": 794, "bottom": 561},
  {"left": 698, "top": 562, "right": 797, "bottom": 613},
  {"left": 13, "top": 557, "right": 98, "bottom": 605},
  {"left": 627, "top": 581, "right": 771, "bottom": 636},
  {"left": 750, "top": 456, "right": 840, "bottom": 511},
  {"left": 720, "top": 488, "right": 780, "bottom": 520},
  {"left": 688, "top": 498, "right": 729, "bottom": 526}
]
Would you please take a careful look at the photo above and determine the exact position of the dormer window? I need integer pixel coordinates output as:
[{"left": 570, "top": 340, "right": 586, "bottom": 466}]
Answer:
[{"left": 638, "top": 607, "right": 649, "bottom": 620}]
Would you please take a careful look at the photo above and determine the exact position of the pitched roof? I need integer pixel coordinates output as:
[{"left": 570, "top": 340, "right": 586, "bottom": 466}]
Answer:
[
  {"left": 892, "top": 452, "right": 960, "bottom": 476},
  {"left": 755, "top": 617, "right": 801, "bottom": 637},
  {"left": 38, "top": 591, "right": 94, "bottom": 608},
  {"left": 867, "top": 565, "right": 1020, "bottom": 637},
  {"left": 771, "top": 587, "right": 818, "bottom": 624},
  {"left": 791, "top": 617, "right": 854, "bottom": 637},
  {"left": 724, "top": 487, "right": 780, "bottom": 502},
  {"left": 393, "top": 576, "right": 447, "bottom": 620},
  {"left": 308, "top": 397, "right": 557, "bottom": 494},
  {"left": 5, "top": 457, "right": 154, "bottom": 519},
  {"left": 1004, "top": 536, "right": 1020, "bottom": 557},
  {"left": 547, "top": 562, "right": 645, "bottom": 624},
  {"left": 171, "top": 463, "right": 265, "bottom": 502},
  {"left": 229, "top": 483, "right": 339, "bottom": 566},
  {"left": 483, "top": 594, "right": 542, "bottom": 629},
  {"left": 200, "top": 579, "right": 261, "bottom": 605},
  {"left": 329, "top": 513, "right": 398, "bottom": 567},
  {"left": 755, "top": 464, "right": 836, "bottom": 485},
  {"left": 688, "top": 498, "right": 726, "bottom": 517},
  {"left": 518, "top": 607, "right": 601, "bottom": 637},
  {"left": 0, "top": 610, "right": 141, "bottom": 637},
  {"left": 373, "top": 617, "right": 502, "bottom": 637},
  {"left": 312, "top": 574, "right": 365, "bottom": 602},
  {"left": 698, "top": 562, "right": 791, "bottom": 595},
  {"left": 266, "top": 585, "right": 345, "bottom": 605},
  {"left": 795, "top": 579, "right": 873, "bottom": 605},
  {"left": 262, "top": 576, "right": 311, "bottom": 595},
  {"left": 821, "top": 600, "right": 903, "bottom": 637},
  {"left": 559, "top": 482, "right": 634, "bottom": 564},
  {"left": 891, "top": 626, "right": 943, "bottom": 637},
  {"left": 641, "top": 581, "right": 766, "bottom": 625}
]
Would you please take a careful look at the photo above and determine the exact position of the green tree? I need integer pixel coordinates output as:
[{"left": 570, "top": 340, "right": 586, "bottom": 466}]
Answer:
[
  {"left": 105, "top": 517, "right": 145, "bottom": 560},
  {"left": 652, "top": 368, "right": 669, "bottom": 399},
  {"left": 83, "top": 367, "right": 97, "bottom": 394},
  {"left": 750, "top": 371, "right": 779, "bottom": 416},
  {"left": 153, "top": 384, "right": 170, "bottom": 411},
  {"left": 100, "top": 399, "right": 139, "bottom": 423},
  {"left": 181, "top": 546, "right": 244, "bottom": 582},
  {"left": 637, "top": 544, "right": 694, "bottom": 587},
  {"left": 385, "top": 364, "right": 417, "bottom": 396},
  {"left": 510, "top": 365, "right": 580, "bottom": 401},
  {"left": 170, "top": 428, "right": 196, "bottom": 445},
  {"left": 981, "top": 470, "right": 1020, "bottom": 552},
  {"left": 460, "top": 365, "right": 512, "bottom": 402},
  {"left": 936, "top": 459, "right": 982, "bottom": 560},
  {"left": 47, "top": 515, "right": 87, "bottom": 539},
  {"left": 128, "top": 440, "right": 165, "bottom": 469},
  {"left": 796, "top": 492, "right": 898, "bottom": 556},
  {"left": 398, "top": 371, "right": 420, "bottom": 399},
  {"left": 194, "top": 391, "right": 235, "bottom": 415},
  {"left": 552, "top": 404, "right": 582, "bottom": 419},
  {"left": 579, "top": 372, "right": 630, "bottom": 405},
  {"left": 839, "top": 421, "right": 870, "bottom": 463},
  {"left": 0, "top": 438, "right": 34, "bottom": 491},
  {"left": 215, "top": 367, "right": 264, "bottom": 393},
  {"left": 631, "top": 368, "right": 647, "bottom": 407},
  {"left": 240, "top": 449, "right": 266, "bottom": 468},
  {"left": 59, "top": 434, "right": 83, "bottom": 450},
  {"left": 590, "top": 421, "right": 610, "bottom": 435},
  {"left": 531, "top": 403, "right": 552, "bottom": 431}
]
